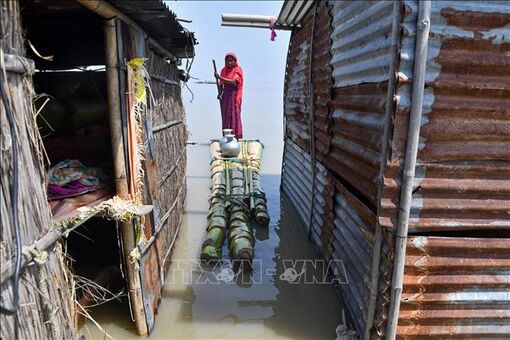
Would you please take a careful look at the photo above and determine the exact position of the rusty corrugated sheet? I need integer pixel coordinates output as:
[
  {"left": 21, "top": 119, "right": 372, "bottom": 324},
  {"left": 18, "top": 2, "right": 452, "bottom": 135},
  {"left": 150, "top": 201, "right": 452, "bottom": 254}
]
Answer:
[
  {"left": 331, "top": 179, "right": 377, "bottom": 335},
  {"left": 282, "top": 0, "right": 509, "bottom": 338},
  {"left": 276, "top": 0, "right": 314, "bottom": 28},
  {"left": 380, "top": 0, "right": 510, "bottom": 233},
  {"left": 329, "top": 1, "right": 394, "bottom": 87},
  {"left": 398, "top": 236, "right": 510, "bottom": 338},
  {"left": 283, "top": 13, "right": 312, "bottom": 152},
  {"left": 375, "top": 1, "right": 510, "bottom": 338},
  {"left": 281, "top": 139, "right": 335, "bottom": 259},
  {"left": 323, "top": 0, "right": 394, "bottom": 206},
  {"left": 312, "top": 2, "right": 333, "bottom": 156}
]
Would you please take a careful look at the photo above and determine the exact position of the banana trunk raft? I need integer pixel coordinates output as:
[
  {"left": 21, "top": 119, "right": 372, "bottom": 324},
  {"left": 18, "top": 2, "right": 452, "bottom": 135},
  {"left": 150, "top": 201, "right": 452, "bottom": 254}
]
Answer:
[{"left": 201, "top": 140, "right": 269, "bottom": 269}]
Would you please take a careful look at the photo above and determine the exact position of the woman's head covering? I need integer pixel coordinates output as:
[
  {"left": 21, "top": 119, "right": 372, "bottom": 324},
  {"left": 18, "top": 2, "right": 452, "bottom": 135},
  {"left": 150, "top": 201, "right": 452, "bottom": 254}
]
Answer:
[
  {"left": 220, "top": 52, "right": 243, "bottom": 109},
  {"left": 224, "top": 51, "right": 238, "bottom": 67}
]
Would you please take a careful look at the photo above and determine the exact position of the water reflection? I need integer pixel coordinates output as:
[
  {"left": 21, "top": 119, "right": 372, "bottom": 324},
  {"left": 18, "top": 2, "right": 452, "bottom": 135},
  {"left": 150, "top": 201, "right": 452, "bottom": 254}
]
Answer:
[{"left": 81, "top": 145, "right": 342, "bottom": 339}]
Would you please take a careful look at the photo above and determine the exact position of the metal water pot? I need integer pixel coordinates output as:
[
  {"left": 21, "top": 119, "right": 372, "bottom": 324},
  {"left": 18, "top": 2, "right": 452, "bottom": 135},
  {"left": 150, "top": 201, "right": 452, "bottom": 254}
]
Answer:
[
  {"left": 219, "top": 129, "right": 233, "bottom": 148},
  {"left": 220, "top": 129, "right": 240, "bottom": 157}
]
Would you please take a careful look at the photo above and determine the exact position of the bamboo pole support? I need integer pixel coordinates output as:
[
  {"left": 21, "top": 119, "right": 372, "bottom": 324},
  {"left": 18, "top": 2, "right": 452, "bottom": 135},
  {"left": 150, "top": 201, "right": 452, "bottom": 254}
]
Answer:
[{"left": 104, "top": 19, "right": 148, "bottom": 336}]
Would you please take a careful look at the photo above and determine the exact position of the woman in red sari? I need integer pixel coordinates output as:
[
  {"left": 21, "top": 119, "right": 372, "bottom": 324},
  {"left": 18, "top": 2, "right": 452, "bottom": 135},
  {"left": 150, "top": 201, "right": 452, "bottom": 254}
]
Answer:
[{"left": 215, "top": 52, "right": 243, "bottom": 138}]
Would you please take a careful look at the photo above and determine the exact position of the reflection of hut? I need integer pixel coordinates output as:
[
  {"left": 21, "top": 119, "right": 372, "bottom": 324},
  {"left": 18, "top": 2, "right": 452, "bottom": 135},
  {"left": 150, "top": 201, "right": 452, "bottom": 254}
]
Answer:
[{"left": 1, "top": 0, "right": 196, "bottom": 337}]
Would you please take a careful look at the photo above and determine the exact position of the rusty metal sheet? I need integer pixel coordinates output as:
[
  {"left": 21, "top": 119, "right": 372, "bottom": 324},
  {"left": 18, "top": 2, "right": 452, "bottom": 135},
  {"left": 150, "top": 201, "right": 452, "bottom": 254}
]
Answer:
[
  {"left": 321, "top": 82, "right": 388, "bottom": 206},
  {"left": 398, "top": 236, "right": 510, "bottom": 338},
  {"left": 330, "top": 179, "right": 378, "bottom": 335},
  {"left": 381, "top": 0, "right": 510, "bottom": 234},
  {"left": 312, "top": 2, "right": 334, "bottom": 155},
  {"left": 323, "top": 0, "right": 394, "bottom": 207},
  {"left": 284, "top": 13, "right": 312, "bottom": 152},
  {"left": 375, "top": 1, "right": 510, "bottom": 338},
  {"left": 281, "top": 139, "right": 336, "bottom": 259},
  {"left": 329, "top": 0, "right": 394, "bottom": 88},
  {"left": 276, "top": 0, "right": 314, "bottom": 28}
]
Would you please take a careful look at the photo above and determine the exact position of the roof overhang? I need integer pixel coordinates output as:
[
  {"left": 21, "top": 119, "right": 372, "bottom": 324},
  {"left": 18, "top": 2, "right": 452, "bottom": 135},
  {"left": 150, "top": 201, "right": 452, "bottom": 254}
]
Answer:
[{"left": 221, "top": 0, "right": 315, "bottom": 30}]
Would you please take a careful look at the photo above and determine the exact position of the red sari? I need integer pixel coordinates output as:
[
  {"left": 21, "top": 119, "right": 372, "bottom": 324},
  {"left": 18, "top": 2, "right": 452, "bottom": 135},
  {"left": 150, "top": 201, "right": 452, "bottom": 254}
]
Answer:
[{"left": 220, "top": 52, "right": 243, "bottom": 138}]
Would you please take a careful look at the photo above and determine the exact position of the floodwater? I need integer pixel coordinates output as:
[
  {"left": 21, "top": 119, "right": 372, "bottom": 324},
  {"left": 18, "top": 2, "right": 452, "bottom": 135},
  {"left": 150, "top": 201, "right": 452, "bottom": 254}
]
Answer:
[{"left": 82, "top": 87, "right": 343, "bottom": 339}]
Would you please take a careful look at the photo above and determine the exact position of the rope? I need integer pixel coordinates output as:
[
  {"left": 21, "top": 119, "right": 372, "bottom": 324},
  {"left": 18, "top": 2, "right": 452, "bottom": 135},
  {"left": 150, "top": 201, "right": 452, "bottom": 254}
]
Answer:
[
  {"left": 22, "top": 246, "right": 49, "bottom": 265},
  {"left": 210, "top": 194, "right": 250, "bottom": 211},
  {"left": 210, "top": 156, "right": 261, "bottom": 164}
]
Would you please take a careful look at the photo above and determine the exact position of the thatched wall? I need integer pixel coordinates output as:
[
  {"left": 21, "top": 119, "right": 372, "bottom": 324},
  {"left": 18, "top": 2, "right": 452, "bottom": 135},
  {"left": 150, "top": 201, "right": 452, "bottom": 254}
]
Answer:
[
  {"left": 147, "top": 46, "right": 187, "bottom": 258},
  {"left": 0, "top": 1, "right": 76, "bottom": 338},
  {"left": 145, "top": 46, "right": 187, "bottom": 269}
]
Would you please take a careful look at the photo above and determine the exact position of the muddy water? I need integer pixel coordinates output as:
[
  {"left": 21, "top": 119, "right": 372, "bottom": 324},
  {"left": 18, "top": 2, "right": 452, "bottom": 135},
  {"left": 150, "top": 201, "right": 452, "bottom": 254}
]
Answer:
[{"left": 82, "top": 88, "right": 342, "bottom": 338}]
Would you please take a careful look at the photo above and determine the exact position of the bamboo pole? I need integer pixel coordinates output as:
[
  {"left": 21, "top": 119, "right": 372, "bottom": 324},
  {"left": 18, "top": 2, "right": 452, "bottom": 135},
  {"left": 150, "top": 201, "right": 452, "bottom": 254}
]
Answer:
[
  {"left": 247, "top": 142, "right": 269, "bottom": 225},
  {"left": 201, "top": 142, "right": 228, "bottom": 261},
  {"left": 104, "top": 19, "right": 129, "bottom": 200},
  {"left": 227, "top": 158, "right": 254, "bottom": 268},
  {"left": 104, "top": 19, "right": 148, "bottom": 336}
]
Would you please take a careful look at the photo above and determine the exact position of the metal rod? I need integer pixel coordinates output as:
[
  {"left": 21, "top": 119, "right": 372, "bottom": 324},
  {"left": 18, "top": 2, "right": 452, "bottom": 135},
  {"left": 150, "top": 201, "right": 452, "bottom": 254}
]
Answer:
[
  {"left": 386, "top": 2, "right": 431, "bottom": 339},
  {"left": 221, "top": 13, "right": 293, "bottom": 30},
  {"left": 161, "top": 212, "right": 184, "bottom": 282},
  {"left": 307, "top": 1, "right": 318, "bottom": 241},
  {"left": 221, "top": 21, "right": 293, "bottom": 30},
  {"left": 222, "top": 13, "right": 274, "bottom": 23},
  {"left": 364, "top": 1, "right": 404, "bottom": 338}
]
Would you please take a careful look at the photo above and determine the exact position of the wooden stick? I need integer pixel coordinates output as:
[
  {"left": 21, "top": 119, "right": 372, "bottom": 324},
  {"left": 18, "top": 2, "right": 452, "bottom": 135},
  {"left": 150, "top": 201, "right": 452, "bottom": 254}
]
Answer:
[{"left": 213, "top": 59, "right": 223, "bottom": 105}]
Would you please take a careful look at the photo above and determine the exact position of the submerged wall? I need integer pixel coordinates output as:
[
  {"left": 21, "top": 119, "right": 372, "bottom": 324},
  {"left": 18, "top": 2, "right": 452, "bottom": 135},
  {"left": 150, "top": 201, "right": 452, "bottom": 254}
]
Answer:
[{"left": 280, "top": 1, "right": 510, "bottom": 338}]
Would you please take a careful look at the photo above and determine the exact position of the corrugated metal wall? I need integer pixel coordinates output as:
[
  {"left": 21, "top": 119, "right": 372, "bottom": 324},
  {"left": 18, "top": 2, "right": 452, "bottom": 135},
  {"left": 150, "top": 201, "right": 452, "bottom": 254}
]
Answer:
[
  {"left": 324, "top": 0, "right": 394, "bottom": 206},
  {"left": 381, "top": 0, "right": 510, "bottom": 233},
  {"left": 281, "top": 138, "right": 336, "bottom": 260},
  {"left": 283, "top": 13, "right": 312, "bottom": 152},
  {"left": 327, "top": 0, "right": 395, "bottom": 334},
  {"left": 398, "top": 236, "right": 510, "bottom": 338},
  {"left": 281, "top": 0, "right": 510, "bottom": 338},
  {"left": 375, "top": 1, "right": 510, "bottom": 338}
]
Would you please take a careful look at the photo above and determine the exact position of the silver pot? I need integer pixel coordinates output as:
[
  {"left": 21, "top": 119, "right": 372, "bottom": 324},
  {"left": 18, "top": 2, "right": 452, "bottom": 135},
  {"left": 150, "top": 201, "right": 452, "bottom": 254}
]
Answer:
[
  {"left": 219, "top": 129, "right": 233, "bottom": 149},
  {"left": 220, "top": 129, "right": 240, "bottom": 157}
]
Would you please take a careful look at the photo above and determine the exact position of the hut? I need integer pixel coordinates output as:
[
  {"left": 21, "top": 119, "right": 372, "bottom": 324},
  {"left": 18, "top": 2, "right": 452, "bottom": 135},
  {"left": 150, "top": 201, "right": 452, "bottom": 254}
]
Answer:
[
  {"left": 278, "top": 1, "right": 510, "bottom": 338},
  {"left": 1, "top": 0, "right": 196, "bottom": 337},
  {"left": 224, "top": 0, "right": 510, "bottom": 338}
]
